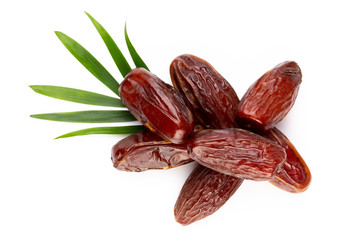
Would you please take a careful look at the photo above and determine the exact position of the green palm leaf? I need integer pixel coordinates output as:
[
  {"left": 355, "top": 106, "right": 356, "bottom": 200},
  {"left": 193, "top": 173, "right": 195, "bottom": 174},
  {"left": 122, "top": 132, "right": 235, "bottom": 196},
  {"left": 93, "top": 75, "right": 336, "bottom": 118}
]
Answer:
[
  {"left": 55, "top": 31, "right": 120, "bottom": 96},
  {"left": 31, "top": 17, "right": 153, "bottom": 140},
  {"left": 124, "top": 23, "right": 149, "bottom": 71},
  {"left": 30, "top": 85, "right": 125, "bottom": 107},
  {"left": 85, "top": 12, "right": 132, "bottom": 77},
  {"left": 55, "top": 125, "right": 145, "bottom": 139},
  {"left": 31, "top": 110, "right": 136, "bottom": 123}
]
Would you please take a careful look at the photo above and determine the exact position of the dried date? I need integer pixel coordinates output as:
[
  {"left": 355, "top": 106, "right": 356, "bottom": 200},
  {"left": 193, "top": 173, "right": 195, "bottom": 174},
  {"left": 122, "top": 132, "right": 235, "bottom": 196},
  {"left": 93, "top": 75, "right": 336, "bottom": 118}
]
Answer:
[
  {"left": 174, "top": 164, "right": 244, "bottom": 225},
  {"left": 113, "top": 55, "right": 308, "bottom": 225},
  {"left": 188, "top": 128, "right": 286, "bottom": 180},
  {"left": 111, "top": 130, "right": 192, "bottom": 172},
  {"left": 263, "top": 128, "right": 311, "bottom": 193},
  {"left": 237, "top": 61, "right": 302, "bottom": 132},
  {"left": 119, "top": 68, "right": 194, "bottom": 144},
  {"left": 170, "top": 54, "right": 239, "bottom": 129}
]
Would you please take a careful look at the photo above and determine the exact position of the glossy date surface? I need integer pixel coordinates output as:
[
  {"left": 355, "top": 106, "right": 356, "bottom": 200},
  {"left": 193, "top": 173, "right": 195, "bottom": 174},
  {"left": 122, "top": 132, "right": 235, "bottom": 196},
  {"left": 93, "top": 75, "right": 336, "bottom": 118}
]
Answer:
[
  {"left": 264, "top": 128, "right": 311, "bottom": 193},
  {"left": 111, "top": 130, "right": 192, "bottom": 172},
  {"left": 188, "top": 128, "right": 287, "bottom": 180},
  {"left": 174, "top": 164, "right": 244, "bottom": 225},
  {"left": 237, "top": 61, "right": 302, "bottom": 132},
  {"left": 170, "top": 54, "right": 239, "bottom": 129},
  {"left": 119, "top": 68, "right": 194, "bottom": 144}
]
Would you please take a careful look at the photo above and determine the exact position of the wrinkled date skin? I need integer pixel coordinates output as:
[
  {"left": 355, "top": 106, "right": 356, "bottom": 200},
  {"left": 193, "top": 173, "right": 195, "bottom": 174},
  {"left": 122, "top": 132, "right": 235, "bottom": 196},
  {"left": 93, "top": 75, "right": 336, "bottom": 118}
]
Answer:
[
  {"left": 237, "top": 61, "right": 302, "bottom": 132},
  {"left": 264, "top": 128, "right": 311, "bottom": 193},
  {"left": 174, "top": 164, "right": 244, "bottom": 225},
  {"left": 188, "top": 128, "right": 286, "bottom": 181},
  {"left": 119, "top": 68, "right": 194, "bottom": 144},
  {"left": 111, "top": 130, "right": 192, "bottom": 172},
  {"left": 170, "top": 54, "right": 240, "bottom": 129}
]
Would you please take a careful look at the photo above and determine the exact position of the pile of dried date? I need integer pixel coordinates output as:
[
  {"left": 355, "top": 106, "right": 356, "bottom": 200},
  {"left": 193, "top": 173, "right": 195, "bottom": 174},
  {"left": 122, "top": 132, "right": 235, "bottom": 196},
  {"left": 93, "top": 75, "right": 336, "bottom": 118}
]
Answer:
[{"left": 111, "top": 54, "right": 311, "bottom": 225}]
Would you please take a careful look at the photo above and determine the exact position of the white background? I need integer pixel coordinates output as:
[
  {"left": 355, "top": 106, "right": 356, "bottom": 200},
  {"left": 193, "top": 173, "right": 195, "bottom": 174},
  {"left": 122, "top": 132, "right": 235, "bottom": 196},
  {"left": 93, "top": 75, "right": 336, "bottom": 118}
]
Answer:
[{"left": 1, "top": 0, "right": 360, "bottom": 239}]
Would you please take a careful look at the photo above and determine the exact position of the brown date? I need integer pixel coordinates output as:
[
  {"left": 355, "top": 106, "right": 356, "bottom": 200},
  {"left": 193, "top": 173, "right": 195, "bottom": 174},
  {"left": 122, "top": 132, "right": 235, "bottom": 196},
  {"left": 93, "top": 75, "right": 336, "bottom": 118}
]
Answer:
[
  {"left": 170, "top": 54, "right": 239, "bottom": 129},
  {"left": 237, "top": 61, "right": 302, "bottom": 132},
  {"left": 188, "top": 128, "right": 286, "bottom": 181},
  {"left": 119, "top": 68, "right": 194, "bottom": 144},
  {"left": 111, "top": 129, "right": 192, "bottom": 172},
  {"left": 263, "top": 128, "right": 311, "bottom": 193},
  {"left": 174, "top": 164, "right": 244, "bottom": 225}
]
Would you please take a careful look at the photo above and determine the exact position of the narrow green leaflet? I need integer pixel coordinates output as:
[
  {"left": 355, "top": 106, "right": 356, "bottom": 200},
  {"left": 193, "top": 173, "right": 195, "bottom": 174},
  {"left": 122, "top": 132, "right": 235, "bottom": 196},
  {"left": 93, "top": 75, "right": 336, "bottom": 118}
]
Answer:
[
  {"left": 30, "top": 85, "right": 125, "bottom": 107},
  {"left": 31, "top": 110, "right": 136, "bottom": 123},
  {"left": 55, "top": 125, "right": 145, "bottom": 139},
  {"left": 55, "top": 31, "right": 120, "bottom": 96},
  {"left": 30, "top": 16, "right": 152, "bottom": 140},
  {"left": 124, "top": 23, "right": 150, "bottom": 71},
  {"left": 85, "top": 12, "right": 132, "bottom": 77}
]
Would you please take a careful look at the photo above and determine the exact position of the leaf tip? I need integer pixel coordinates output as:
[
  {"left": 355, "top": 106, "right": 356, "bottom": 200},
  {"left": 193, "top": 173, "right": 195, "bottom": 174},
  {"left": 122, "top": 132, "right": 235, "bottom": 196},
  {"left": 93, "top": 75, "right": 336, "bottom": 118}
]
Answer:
[
  {"left": 54, "top": 31, "right": 64, "bottom": 39},
  {"left": 124, "top": 22, "right": 128, "bottom": 37},
  {"left": 54, "top": 133, "right": 69, "bottom": 139},
  {"left": 84, "top": 11, "right": 92, "bottom": 19}
]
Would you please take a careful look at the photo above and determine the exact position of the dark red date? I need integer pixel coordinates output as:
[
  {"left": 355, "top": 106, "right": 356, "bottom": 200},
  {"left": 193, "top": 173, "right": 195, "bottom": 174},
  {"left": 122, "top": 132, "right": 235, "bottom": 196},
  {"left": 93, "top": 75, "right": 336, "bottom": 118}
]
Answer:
[
  {"left": 111, "top": 130, "right": 192, "bottom": 172},
  {"left": 170, "top": 54, "right": 239, "bottom": 129},
  {"left": 263, "top": 128, "right": 311, "bottom": 193},
  {"left": 188, "top": 128, "right": 286, "bottom": 181},
  {"left": 119, "top": 68, "right": 194, "bottom": 144},
  {"left": 237, "top": 61, "right": 302, "bottom": 132},
  {"left": 174, "top": 164, "right": 244, "bottom": 225}
]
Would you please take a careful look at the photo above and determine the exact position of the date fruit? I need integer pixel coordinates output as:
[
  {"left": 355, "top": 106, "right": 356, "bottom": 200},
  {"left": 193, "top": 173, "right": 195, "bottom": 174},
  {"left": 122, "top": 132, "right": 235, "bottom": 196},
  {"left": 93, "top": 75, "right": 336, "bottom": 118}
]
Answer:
[
  {"left": 188, "top": 128, "right": 286, "bottom": 181},
  {"left": 119, "top": 68, "right": 194, "bottom": 144},
  {"left": 264, "top": 128, "right": 311, "bottom": 193},
  {"left": 111, "top": 130, "right": 192, "bottom": 172},
  {"left": 170, "top": 54, "right": 239, "bottom": 129},
  {"left": 237, "top": 61, "right": 302, "bottom": 132},
  {"left": 174, "top": 164, "right": 244, "bottom": 225}
]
